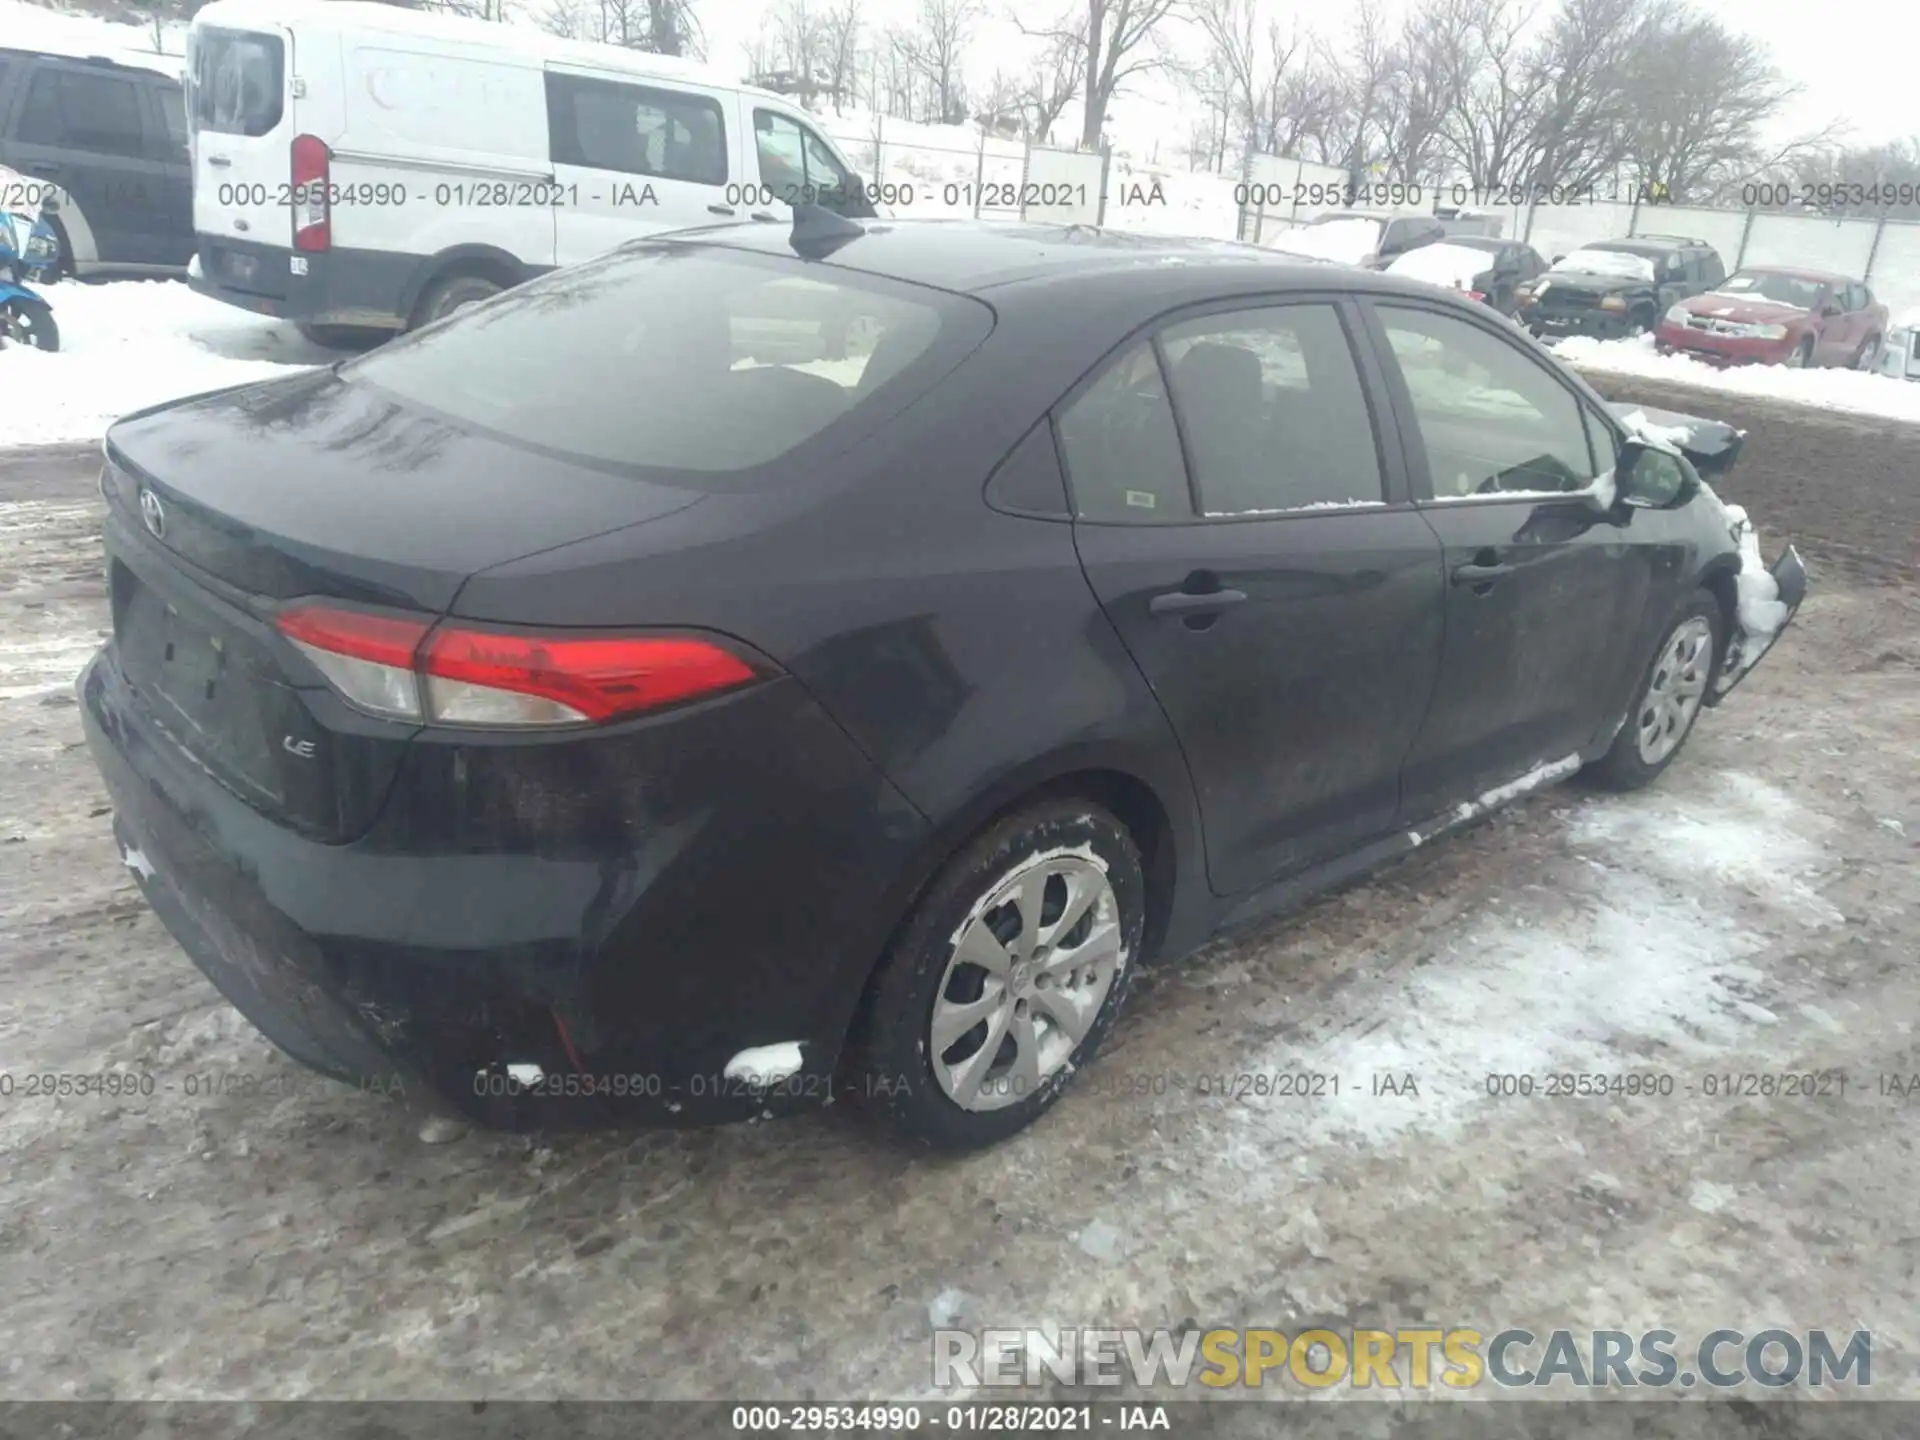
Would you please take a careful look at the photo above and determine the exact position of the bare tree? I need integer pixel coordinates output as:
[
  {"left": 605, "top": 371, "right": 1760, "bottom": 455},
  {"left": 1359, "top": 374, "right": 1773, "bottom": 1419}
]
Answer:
[
  {"left": 820, "top": 0, "right": 864, "bottom": 113},
  {"left": 1319, "top": 0, "right": 1396, "bottom": 183},
  {"left": 1436, "top": 0, "right": 1553, "bottom": 187},
  {"left": 1620, "top": 8, "right": 1788, "bottom": 201},
  {"left": 1513, "top": 0, "right": 1646, "bottom": 191},
  {"left": 893, "top": 0, "right": 982, "bottom": 124},
  {"left": 1191, "top": 0, "right": 1304, "bottom": 164},
  {"left": 1021, "top": 0, "right": 1184, "bottom": 150},
  {"left": 1020, "top": 28, "right": 1085, "bottom": 143}
]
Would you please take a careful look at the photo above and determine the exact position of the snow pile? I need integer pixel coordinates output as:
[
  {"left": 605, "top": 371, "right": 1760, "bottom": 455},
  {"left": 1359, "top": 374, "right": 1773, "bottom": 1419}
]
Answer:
[
  {"left": 1553, "top": 332, "right": 1920, "bottom": 425},
  {"left": 1723, "top": 501, "right": 1791, "bottom": 645},
  {"left": 1, "top": 280, "right": 323, "bottom": 445},
  {"left": 0, "top": 0, "right": 184, "bottom": 75}
]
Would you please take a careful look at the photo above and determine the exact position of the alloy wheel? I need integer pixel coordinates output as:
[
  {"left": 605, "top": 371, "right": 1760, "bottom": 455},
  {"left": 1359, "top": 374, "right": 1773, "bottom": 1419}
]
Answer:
[
  {"left": 1636, "top": 616, "right": 1714, "bottom": 765},
  {"left": 930, "top": 853, "right": 1123, "bottom": 1112}
]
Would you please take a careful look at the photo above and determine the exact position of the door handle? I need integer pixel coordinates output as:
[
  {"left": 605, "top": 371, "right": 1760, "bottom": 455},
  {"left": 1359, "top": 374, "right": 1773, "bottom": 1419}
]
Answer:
[
  {"left": 1149, "top": 588, "right": 1248, "bottom": 616},
  {"left": 206, "top": 155, "right": 232, "bottom": 168},
  {"left": 750, "top": 211, "right": 779, "bottom": 222},
  {"left": 706, "top": 203, "right": 736, "bottom": 216},
  {"left": 1451, "top": 561, "right": 1514, "bottom": 589}
]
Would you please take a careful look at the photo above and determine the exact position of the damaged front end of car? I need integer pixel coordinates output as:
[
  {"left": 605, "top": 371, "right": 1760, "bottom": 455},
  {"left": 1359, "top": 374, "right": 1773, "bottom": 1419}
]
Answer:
[{"left": 1610, "top": 402, "right": 1807, "bottom": 702}]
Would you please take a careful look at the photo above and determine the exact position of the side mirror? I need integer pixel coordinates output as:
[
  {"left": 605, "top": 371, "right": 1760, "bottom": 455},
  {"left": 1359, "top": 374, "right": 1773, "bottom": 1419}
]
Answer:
[
  {"left": 1551, "top": 254, "right": 1565, "bottom": 265},
  {"left": 1611, "top": 439, "right": 1695, "bottom": 510}
]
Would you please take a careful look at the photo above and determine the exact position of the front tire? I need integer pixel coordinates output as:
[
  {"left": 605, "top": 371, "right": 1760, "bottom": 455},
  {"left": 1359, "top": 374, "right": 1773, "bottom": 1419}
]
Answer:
[
  {"left": 1853, "top": 333, "right": 1882, "bottom": 370},
  {"left": 1585, "top": 593, "right": 1723, "bottom": 791},
  {"left": 851, "top": 799, "right": 1145, "bottom": 1151},
  {"left": 0, "top": 298, "right": 58, "bottom": 351},
  {"left": 1786, "top": 336, "right": 1814, "bottom": 368}
]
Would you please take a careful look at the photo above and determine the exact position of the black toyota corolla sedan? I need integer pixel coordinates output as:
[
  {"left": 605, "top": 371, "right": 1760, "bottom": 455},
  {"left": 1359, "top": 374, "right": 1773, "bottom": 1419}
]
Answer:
[{"left": 80, "top": 217, "right": 1805, "bottom": 1150}]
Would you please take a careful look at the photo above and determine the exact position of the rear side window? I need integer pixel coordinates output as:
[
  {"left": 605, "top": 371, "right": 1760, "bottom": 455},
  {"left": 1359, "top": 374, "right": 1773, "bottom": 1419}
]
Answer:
[
  {"left": 547, "top": 74, "right": 727, "bottom": 185},
  {"left": 190, "top": 29, "right": 284, "bottom": 137},
  {"left": 1055, "top": 343, "right": 1191, "bottom": 524},
  {"left": 17, "top": 67, "right": 146, "bottom": 157},
  {"left": 1160, "top": 304, "right": 1384, "bottom": 514},
  {"left": 153, "top": 79, "right": 188, "bottom": 154},
  {"left": 342, "top": 247, "right": 981, "bottom": 477}
]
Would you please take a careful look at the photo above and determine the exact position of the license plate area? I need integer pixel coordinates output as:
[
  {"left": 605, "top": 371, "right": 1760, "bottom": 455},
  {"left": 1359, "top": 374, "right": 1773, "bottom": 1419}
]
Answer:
[{"left": 111, "top": 558, "right": 297, "bottom": 809}]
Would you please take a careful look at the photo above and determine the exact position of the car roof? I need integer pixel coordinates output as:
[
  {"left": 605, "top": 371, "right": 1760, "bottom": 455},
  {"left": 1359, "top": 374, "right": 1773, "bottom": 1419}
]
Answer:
[
  {"left": 0, "top": 44, "right": 183, "bottom": 82},
  {"left": 1430, "top": 235, "right": 1510, "bottom": 252},
  {"left": 192, "top": 0, "right": 787, "bottom": 101},
  {"left": 1730, "top": 264, "right": 1851, "bottom": 284},
  {"left": 673, "top": 216, "right": 1495, "bottom": 305},
  {"left": 1585, "top": 237, "right": 1697, "bottom": 256}
]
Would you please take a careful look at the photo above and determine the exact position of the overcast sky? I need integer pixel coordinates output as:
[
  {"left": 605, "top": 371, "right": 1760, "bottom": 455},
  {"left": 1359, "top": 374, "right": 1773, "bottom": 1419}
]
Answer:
[{"left": 694, "top": 0, "right": 1917, "bottom": 155}]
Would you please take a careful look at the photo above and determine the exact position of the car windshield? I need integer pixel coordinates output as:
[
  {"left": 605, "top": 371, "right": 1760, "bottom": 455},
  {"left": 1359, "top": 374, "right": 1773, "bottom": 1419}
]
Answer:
[
  {"left": 1709, "top": 271, "right": 1827, "bottom": 310},
  {"left": 1273, "top": 216, "right": 1386, "bottom": 263},
  {"left": 1385, "top": 243, "right": 1491, "bottom": 287},
  {"left": 1552, "top": 248, "right": 1657, "bottom": 283},
  {"left": 341, "top": 245, "right": 983, "bottom": 476}
]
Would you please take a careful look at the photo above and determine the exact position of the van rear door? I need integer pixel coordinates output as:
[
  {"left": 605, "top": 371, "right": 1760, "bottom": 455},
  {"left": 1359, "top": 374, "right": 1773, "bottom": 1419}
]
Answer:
[{"left": 188, "top": 23, "right": 295, "bottom": 282}]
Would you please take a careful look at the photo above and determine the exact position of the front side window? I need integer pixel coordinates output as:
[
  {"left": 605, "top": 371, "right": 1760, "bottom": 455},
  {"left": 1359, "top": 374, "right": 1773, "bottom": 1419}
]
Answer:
[
  {"left": 1054, "top": 342, "right": 1191, "bottom": 524},
  {"left": 342, "top": 246, "right": 979, "bottom": 477},
  {"left": 752, "top": 109, "right": 863, "bottom": 215},
  {"left": 1379, "top": 305, "right": 1598, "bottom": 499},
  {"left": 18, "top": 68, "right": 145, "bottom": 157},
  {"left": 189, "top": 28, "right": 284, "bottom": 137},
  {"left": 1159, "top": 304, "right": 1384, "bottom": 515},
  {"left": 547, "top": 75, "right": 727, "bottom": 185}
]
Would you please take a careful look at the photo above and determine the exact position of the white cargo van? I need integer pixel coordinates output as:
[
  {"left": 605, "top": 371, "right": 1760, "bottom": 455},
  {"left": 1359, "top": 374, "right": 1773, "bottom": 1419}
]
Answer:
[{"left": 183, "top": 0, "right": 877, "bottom": 342}]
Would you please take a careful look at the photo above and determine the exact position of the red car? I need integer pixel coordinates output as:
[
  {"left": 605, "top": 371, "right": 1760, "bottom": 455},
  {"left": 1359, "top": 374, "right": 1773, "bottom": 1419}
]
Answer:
[{"left": 1656, "top": 267, "right": 1887, "bottom": 369}]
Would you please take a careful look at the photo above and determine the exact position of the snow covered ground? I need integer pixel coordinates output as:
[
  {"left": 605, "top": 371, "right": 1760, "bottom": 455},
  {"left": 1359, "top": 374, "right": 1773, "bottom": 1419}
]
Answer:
[
  {"left": 1556, "top": 332, "right": 1920, "bottom": 425},
  {"left": 2, "top": 281, "right": 325, "bottom": 446}
]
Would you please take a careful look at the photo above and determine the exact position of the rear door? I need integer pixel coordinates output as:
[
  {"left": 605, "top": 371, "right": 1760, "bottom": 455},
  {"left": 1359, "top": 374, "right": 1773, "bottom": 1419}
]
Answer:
[
  {"left": 140, "top": 73, "right": 193, "bottom": 266},
  {"left": 8, "top": 58, "right": 174, "bottom": 267},
  {"left": 1360, "top": 298, "right": 1660, "bottom": 817},
  {"left": 188, "top": 24, "right": 296, "bottom": 258},
  {"left": 547, "top": 67, "right": 739, "bottom": 266},
  {"left": 1064, "top": 298, "right": 1446, "bottom": 895}
]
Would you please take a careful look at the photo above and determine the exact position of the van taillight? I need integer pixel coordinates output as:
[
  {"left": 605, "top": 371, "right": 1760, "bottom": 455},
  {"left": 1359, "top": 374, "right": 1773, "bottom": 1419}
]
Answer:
[{"left": 291, "top": 133, "right": 330, "bottom": 252}]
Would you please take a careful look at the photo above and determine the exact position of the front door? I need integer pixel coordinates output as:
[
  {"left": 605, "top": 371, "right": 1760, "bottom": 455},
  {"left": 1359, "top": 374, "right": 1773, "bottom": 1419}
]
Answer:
[
  {"left": 1362, "top": 299, "right": 1658, "bottom": 817},
  {"left": 546, "top": 67, "right": 740, "bottom": 268},
  {"left": 1063, "top": 298, "right": 1446, "bottom": 895}
]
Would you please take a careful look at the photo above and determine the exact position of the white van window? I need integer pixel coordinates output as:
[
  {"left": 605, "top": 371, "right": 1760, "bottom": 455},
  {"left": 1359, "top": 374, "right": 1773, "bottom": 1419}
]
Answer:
[
  {"left": 190, "top": 29, "right": 284, "bottom": 137},
  {"left": 545, "top": 74, "right": 726, "bottom": 185},
  {"left": 752, "top": 109, "right": 858, "bottom": 210}
]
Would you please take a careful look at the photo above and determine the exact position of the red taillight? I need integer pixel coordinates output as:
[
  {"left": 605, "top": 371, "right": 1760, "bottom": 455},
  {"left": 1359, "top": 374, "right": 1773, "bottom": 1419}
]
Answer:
[
  {"left": 1466, "top": 289, "right": 1486, "bottom": 302},
  {"left": 274, "top": 603, "right": 760, "bottom": 727},
  {"left": 290, "top": 133, "right": 331, "bottom": 253}
]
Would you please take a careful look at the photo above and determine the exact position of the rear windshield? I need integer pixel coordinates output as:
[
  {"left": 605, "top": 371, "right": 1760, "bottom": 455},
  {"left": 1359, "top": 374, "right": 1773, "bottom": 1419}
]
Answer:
[
  {"left": 189, "top": 28, "right": 284, "bottom": 137},
  {"left": 342, "top": 246, "right": 988, "bottom": 477}
]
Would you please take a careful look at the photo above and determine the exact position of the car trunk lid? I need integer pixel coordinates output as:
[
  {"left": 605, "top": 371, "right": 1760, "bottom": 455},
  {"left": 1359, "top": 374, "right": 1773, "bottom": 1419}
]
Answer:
[{"left": 102, "top": 369, "right": 705, "bottom": 841}]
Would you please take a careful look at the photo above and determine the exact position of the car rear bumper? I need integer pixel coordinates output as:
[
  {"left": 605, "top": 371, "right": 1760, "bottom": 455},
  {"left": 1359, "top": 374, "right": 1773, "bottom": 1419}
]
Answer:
[
  {"left": 80, "top": 643, "right": 930, "bottom": 1130},
  {"left": 1654, "top": 323, "right": 1797, "bottom": 366},
  {"left": 188, "top": 235, "right": 417, "bottom": 330}
]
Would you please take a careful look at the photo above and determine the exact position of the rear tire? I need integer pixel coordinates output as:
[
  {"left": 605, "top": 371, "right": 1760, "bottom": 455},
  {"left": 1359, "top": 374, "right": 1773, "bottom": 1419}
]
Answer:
[
  {"left": 1584, "top": 592, "right": 1723, "bottom": 792},
  {"left": 0, "top": 298, "right": 58, "bottom": 351},
  {"left": 410, "top": 272, "right": 503, "bottom": 330},
  {"left": 850, "top": 799, "right": 1145, "bottom": 1151}
]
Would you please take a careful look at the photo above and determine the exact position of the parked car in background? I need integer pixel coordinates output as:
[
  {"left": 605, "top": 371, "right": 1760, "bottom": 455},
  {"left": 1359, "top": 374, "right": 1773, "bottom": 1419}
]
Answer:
[
  {"left": 1656, "top": 267, "right": 1887, "bottom": 369},
  {"left": 1270, "top": 210, "right": 1446, "bottom": 268},
  {"left": 1518, "top": 236, "right": 1724, "bottom": 340},
  {"left": 82, "top": 219, "right": 1803, "bottom": 1151},
  {"left": 1871, "top": 307, "right": 1920, "bottom": 382},
  {"left": 1384, "top": 236, "right": 1546, "bottom": 316},
  {"left": 0, "top": 46, "right": 192, "bottom": 278},
  {"left": 184, "top": 0, "right": 877, "bottom": 346}
]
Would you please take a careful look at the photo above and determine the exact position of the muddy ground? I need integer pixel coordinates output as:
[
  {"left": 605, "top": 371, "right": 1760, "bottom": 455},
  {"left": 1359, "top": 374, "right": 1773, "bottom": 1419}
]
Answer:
[{"left": 2, "top": 384, "right": 1917, "bottom": 1414}]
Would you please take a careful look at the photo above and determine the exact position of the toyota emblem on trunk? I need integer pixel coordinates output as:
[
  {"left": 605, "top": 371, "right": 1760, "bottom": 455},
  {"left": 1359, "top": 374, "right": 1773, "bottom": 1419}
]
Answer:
[{"left": 139, "top": 488, "right": 166, "bottom": 539}]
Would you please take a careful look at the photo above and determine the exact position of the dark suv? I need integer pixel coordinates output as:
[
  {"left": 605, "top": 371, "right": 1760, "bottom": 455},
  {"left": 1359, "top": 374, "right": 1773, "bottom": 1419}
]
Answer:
[
  {"left": 0, "top": 48, "right": 193, "bottom": 277},
  {"left": 1518, "top": 235, "right": 1725, "bottom": 341}
]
